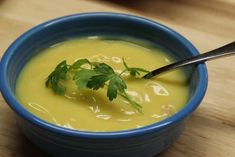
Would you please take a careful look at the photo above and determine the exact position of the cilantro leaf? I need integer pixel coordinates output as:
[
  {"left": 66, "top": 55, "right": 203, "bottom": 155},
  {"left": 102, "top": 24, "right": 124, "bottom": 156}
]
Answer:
[
  {"left": 45, "top": 58, "right": 148, "bottom": 113},
  {"left": 94, "top": 63, "right": 114, "bottom": 75},
  {"left": 71, "top": 59, "right": 91, "bottom": 69},
  {"left": 122, "top": 58, "right": 149, "bottom": 76},
  {"left": 107, "top": 75, "right": 127, "bottom": 101},
  {"left": 45, "top": 60, "right": 68, "bottom": 94},
  {"left": 87, "top": 74, "right": 110, "bottom": 90},
  {"left": 129, "top": 67, "right": 149, "bottom": 76},
  {"left": 73, "top": 69, "right": 97, "bottom": 89}
]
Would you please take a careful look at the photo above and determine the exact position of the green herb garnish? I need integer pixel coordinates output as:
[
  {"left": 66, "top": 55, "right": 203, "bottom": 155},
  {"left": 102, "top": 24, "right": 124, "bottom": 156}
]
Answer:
[{"left": 45, "top": 58, "right": 149, "bottom": 112}]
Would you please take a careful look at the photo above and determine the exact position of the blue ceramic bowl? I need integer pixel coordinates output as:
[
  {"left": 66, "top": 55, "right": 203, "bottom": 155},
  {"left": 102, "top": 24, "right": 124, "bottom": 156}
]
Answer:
[{"left": 0, "top": 13, "right": 208, "bottom": 157}]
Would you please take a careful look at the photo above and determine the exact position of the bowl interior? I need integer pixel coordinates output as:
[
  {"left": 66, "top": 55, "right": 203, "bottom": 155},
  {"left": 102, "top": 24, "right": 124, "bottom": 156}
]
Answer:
[{"left": 0, "top": 13, "right": 207, "bottom": 137}]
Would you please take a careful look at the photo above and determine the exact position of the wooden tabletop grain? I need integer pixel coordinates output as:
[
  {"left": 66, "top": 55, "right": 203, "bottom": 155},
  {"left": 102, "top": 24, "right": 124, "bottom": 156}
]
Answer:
[{"left": 0, "top": 0, "right": 234, "bottom": 157}]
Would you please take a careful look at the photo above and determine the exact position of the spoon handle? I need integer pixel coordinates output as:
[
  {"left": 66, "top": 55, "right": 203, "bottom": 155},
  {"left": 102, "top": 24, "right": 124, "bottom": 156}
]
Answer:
[{"left": 143, "top": 41, "right": 235, "bottom": 79}]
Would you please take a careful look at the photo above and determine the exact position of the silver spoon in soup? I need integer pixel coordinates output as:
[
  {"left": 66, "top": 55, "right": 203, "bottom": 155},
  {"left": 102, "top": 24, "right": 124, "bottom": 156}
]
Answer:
[{"left": 143, "top": 41, "right": 235, "bottom": 79}]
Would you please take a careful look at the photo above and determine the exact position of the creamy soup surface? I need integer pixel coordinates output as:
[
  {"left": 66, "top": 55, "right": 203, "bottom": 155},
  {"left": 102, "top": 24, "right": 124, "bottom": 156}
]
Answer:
[{"left": 16, "top": 37, "right": 189, "bottom": 131}]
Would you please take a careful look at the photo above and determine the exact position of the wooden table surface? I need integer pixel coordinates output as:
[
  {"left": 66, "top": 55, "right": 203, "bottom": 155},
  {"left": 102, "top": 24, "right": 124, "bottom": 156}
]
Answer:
[{"left": 0, "top": 0, "right": 234, "bottom": 156}]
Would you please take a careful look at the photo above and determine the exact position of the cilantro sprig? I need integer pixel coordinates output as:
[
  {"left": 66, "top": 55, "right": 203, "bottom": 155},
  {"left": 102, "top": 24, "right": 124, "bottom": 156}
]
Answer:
[{"left": 45, "top": 58, "right": 149, "bottom": 112}]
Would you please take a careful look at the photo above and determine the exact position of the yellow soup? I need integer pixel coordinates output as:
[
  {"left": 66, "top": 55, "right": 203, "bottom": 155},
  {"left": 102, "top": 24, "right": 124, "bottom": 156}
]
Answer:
[{"left": 16, "top": 37, "right": 189, "bottom": 132}]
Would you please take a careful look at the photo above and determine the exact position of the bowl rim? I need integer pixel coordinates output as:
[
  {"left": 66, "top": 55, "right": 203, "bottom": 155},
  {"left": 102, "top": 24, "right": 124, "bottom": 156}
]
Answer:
[{"left": 0, "top": 12, "right": 208, "bottom": 139}]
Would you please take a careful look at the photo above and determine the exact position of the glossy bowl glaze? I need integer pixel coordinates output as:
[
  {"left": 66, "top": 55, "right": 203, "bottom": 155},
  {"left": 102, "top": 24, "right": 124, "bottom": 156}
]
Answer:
[{"left": 0, "top": 13, "right": 208, "bottom": 157}]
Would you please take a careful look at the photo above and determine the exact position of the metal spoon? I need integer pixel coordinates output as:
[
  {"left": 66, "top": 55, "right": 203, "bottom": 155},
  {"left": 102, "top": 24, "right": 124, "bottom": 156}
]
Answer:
[{"left": 143, "top": 41, "right": 235, "bottom": 79}]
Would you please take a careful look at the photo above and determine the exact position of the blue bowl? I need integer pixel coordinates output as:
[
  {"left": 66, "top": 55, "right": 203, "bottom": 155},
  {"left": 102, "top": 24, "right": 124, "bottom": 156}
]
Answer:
[{"left": 0, "top": 13, "right": 208, "bottom": 157}]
